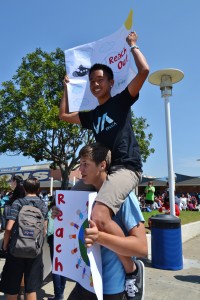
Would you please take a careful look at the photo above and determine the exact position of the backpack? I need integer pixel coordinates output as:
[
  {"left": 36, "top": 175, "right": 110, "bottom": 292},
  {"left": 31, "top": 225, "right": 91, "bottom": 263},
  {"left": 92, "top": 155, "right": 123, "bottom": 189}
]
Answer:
[{"left": 9, "top": 198, "right": 45, "bottom": 259}]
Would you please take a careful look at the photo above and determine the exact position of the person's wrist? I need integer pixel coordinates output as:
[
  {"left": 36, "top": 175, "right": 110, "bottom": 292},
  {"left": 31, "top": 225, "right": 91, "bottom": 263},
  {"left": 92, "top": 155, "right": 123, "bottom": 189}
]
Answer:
[
  {"left": 97, "top": 231, "right": 104, "bottom": 244},
  {"left": 130, "top": 45, "right": 140, "bottom": 51}
]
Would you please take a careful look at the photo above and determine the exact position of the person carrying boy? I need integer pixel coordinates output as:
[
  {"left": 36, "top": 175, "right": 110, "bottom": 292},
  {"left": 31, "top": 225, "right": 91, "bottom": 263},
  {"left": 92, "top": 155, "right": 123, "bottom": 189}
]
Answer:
[
  {"left": 0, "top": 177, "right": 48, "bottom": 300},
  {"left": 53, "top": 142, "right": 147, "bottom": 300},
  {"left": 59, "top": 32, "right": 149, "bottom": 298}
]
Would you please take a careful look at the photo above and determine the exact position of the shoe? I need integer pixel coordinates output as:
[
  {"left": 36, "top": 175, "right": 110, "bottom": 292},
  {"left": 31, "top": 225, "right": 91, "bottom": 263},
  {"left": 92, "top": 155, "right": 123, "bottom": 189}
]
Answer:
[
  {"left": 48, "top": 296, "right": 64, "bottom": 300},
  {"left": 0, "top": 248, "right": 7, "bottom": 259},
  {"left": 125, "top": 260, "right": 145, "bottom": 300}
]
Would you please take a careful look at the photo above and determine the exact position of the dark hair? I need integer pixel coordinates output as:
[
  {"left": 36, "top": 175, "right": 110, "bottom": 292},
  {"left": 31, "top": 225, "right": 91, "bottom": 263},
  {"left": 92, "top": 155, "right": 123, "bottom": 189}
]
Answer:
[
  {"left": 11, "top": 175, "right": 23, "bottom": 184},
  {"left": 89, "top": 63, "right": 114, "bottom": 81},
  {"left": 164, "top": 196, "right": 170, "bottom": 203},
  {"left": 49, "top": 196, "right": 56, "bottom": 209},
  {"left": 79, "top": 142, "right": 111, "bottom": 172},
  {"left": 9, "top": 175, "right": 25, "bottom": 204},
  {"left": 23, "top": 177, "right": 40, "bottom": 194}
]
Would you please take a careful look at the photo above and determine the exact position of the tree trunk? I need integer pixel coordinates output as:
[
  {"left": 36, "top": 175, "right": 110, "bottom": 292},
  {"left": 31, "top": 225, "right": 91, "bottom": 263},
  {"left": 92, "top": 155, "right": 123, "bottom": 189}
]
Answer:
[{"left": 60, "top": 166, "right": 70, "bottom": 190}]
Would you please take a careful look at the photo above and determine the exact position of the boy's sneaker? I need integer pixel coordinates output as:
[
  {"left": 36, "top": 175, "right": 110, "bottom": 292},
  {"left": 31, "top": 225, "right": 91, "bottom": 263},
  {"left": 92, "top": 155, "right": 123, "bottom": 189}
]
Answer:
[
  {"left": 48, "top": 296, "right": 64, "bottom": 300},
  {"left": 125, "top": 260, "right": 145, "bottom": 300}
]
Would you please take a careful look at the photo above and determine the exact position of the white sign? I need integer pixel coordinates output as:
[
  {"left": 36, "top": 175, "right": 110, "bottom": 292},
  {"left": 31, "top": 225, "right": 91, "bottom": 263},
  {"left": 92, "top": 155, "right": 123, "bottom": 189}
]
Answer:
[
  {"left": 65, "top": 10, "right": 135, "bottom": 112},
  {"left": 54, "top": 190, "right": 103, "bottom": 300}
]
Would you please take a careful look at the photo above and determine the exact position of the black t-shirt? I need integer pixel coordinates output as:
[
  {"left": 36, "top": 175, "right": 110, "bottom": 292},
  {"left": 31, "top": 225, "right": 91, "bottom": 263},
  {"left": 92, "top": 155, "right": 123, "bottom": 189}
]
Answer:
[{"left": 79, "top": 88, "right": 142, "bottom": 171}]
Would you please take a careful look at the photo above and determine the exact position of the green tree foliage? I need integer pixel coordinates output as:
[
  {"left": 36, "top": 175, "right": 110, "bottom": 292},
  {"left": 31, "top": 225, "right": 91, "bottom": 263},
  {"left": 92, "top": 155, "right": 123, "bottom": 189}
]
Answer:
[
  {"left": 0, "top": 48, "right": 94, "bottom": 189},
  {"left": 131, "top": 111, "right": 155, "bottom": 162},
  {"left": 0, "top": 48, "right": 154, "bottom": 189},
  {"left": 0, "top": 175, "right": 10, "bottom": 194}
]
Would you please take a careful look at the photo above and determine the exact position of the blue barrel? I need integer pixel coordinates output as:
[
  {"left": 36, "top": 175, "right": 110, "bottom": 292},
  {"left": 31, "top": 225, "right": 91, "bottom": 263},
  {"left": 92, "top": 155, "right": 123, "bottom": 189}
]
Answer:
[{"left": 151, "top": 214, "right": 183, "bottom": 270}]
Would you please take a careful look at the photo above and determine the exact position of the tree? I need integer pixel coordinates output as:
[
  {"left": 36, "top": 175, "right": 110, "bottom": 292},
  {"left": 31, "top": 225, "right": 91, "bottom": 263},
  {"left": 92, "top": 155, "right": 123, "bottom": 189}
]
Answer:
[
  {"left": 0, "top": 48, "right": 154, "bottom": 189},
  {"left": 0, "top": 175, "right": 10, "bottom": 194},
  {"left": 131, "top": 111, "right": 155, "bottom": 162},
  {"left": 0, "top": 48, "right": 94, "bottom": 189}
]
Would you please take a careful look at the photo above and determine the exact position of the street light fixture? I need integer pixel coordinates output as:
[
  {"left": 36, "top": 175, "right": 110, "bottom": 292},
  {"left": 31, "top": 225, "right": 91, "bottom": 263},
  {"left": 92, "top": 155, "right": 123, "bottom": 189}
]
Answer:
[
  {"left": 49, "top": 176, "right": 54, "bottom": 196},
  {"left": 148, "top": 69, "right": 184, "bottom": 216}
]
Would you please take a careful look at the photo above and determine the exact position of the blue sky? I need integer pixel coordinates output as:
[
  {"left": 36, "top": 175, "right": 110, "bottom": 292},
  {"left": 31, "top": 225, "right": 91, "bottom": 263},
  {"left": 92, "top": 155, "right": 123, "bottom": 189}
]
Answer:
[{"left": 0, "top": 0, "right": 200, "bottom": 177}]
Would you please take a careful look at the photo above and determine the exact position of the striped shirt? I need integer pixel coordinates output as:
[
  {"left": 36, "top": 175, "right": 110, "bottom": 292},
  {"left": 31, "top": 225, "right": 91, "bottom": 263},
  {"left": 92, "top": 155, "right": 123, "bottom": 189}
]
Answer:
[{"left": 8, "top": 196, "right": 48, "bottom": 221}]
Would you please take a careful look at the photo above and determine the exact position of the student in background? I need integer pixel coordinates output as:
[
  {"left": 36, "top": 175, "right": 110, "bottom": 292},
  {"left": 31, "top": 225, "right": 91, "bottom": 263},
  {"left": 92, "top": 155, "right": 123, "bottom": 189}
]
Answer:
[
  {"left": 0, "top": 178, "right": 48, "bottom": 300},
  {"left": 47, "top": 198, "right": 67, "bottom": 300},
  {"left": 144, "top": 181, "right": 155, "bottom": 209},
  {"left": 159, "top": 196, "right": 180, "bottom": 217}
]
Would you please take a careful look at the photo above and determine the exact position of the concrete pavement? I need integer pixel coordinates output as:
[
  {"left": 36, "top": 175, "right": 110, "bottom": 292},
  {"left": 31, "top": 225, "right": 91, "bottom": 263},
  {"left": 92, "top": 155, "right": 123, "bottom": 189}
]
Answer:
[
  {"left": 144, "top": 234, "right": 200, "bottom": 300},
  {"left": 0, "top": 234, "right": 199, "bottom": 299},
  {"left": 39, "top": 234, "right": 200, "bottom": 300}
]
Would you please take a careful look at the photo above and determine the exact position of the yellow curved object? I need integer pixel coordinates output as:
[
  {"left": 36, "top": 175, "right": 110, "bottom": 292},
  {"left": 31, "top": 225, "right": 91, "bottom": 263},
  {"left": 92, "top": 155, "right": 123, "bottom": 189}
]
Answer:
[{"left": 124, "top": 9, "right": 133, "bottom": 30}]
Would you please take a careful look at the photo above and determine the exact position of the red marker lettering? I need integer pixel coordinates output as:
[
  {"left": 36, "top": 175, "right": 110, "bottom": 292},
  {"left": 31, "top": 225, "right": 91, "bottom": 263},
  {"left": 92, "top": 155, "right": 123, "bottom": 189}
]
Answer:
[
  {"left": 55, "top": 244, "right": 62, "bottom": 253},
  {"left": 58, "top": 193, "right": 65, "bottom": 205},
  {"left": 54, "top": 257, "right": 63, "bottom": 272},
  {"left": 55, "top": 228, "right": 64, "bottom": 238}
]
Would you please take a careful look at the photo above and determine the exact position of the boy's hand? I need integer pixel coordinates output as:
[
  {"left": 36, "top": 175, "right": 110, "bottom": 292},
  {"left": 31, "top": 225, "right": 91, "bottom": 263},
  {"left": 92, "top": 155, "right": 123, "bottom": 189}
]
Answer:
[
  {"left": 84, "top": 220, "right": 99, "bottom": 248},
  {"left": 126, "top": 31, "right": 138, "bottom": 47},
  {"left": 63, "top": 75, "right": 70, "bottom": 85},
  {"left": 51, "top": 206, "right": 60, "bottom": 219}
]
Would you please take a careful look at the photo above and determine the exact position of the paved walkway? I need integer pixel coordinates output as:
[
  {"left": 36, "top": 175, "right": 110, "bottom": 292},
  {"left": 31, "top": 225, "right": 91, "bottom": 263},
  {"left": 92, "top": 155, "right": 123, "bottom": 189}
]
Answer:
[
  {"left": 0, "top": 235, "right": 199, "bottom": 299},
  {"left": 144, "top": 234, "right": 200, "bottom": 300}
]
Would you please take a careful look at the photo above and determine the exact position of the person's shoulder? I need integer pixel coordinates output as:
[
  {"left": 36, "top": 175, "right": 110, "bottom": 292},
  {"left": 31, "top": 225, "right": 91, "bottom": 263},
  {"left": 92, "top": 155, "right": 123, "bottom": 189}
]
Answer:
[
  {"left": 25, "top": 197, "right": 48, "bottom": 215},
  {"left": 123, "top": 192, "right": 139, "bottom": 206},
  {"left": 112, "top": 87, "right": 129, "bottom": 100},
  {"left": 24, "top": 196, "right": 45, "bottom": 208},
  {"left": 128, "top": 191, "right": 139, "bottom": 201},
  {"left": 79, "top": 108, "right": 94, "bottom": 114},
  {"left": 11, "top": 198, "right": 24, "bottom": 207}
]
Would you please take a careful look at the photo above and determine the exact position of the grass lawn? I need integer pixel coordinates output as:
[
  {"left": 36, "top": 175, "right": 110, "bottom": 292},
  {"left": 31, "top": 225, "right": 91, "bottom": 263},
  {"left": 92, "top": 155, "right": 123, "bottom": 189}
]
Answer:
[{"left": 142, "top": 210, "right": 200, "bottom": 229}]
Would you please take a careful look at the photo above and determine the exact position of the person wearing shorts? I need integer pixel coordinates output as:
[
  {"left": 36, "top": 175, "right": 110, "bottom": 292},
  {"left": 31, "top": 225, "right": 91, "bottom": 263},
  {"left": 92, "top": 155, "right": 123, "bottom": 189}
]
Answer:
[
  {"left": 68, "top": 143, "right": 147, "bottom": 300},
  {"left": 52, "top": 143, "right": 147, "bottom": 300},
  {"left": 59, "top": 32, "right": 149, "bottom": 299},
  {"left": 0, "top": 252, "right": 43, "bottom": 296},
  {"left": 0, "top": 178, "right": 48, "bottom": 300}
]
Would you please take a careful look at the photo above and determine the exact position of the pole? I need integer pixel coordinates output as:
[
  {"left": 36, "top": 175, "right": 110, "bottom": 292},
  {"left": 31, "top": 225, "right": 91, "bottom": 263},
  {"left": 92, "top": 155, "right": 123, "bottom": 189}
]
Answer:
[
  {"left": 50, "top": 177, "right": 53, "bottom": 196},
  {"left": 148, "top": 69, "right": 184, "bottom": 216},
  {"left": 164, "top": 95, "right": 175, "bottom": 216}
]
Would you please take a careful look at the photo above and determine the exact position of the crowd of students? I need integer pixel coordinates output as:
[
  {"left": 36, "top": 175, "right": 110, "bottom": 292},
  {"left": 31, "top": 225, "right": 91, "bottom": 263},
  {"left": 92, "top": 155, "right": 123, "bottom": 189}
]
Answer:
[{"left": 138, "top": 190, "right": 200, "bottom": 215}]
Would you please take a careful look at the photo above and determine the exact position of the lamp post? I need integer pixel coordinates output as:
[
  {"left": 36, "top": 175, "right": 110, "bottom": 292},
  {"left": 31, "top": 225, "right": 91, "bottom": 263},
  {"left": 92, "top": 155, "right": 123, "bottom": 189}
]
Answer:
[
  {"left": 50, "top": 176, "right": 54, "bottom": 196},
  {"left": 148, "top": 69, "right": 184, "bottom": 216}
]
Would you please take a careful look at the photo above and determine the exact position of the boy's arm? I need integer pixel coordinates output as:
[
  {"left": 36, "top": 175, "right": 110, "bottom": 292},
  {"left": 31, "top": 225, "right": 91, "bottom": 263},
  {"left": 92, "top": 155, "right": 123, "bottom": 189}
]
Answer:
[
  {"left": 126, "top": 32, "right": 150, "bottom": 98},
  {"left": 59, "top": 75, "right": 81, "bottom": 124},
  {"left": 2, "top": 219, "right": 15, "bottom": 251},
  {"left": 85, "top": 220, "right": 147, "bottom": 258}
]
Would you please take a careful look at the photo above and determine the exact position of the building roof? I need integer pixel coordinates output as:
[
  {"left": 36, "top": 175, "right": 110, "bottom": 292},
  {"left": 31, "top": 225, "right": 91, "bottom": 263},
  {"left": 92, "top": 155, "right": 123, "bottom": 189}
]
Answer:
[{"left": 140, "top": 173, "right": 200, "bottom": 187}]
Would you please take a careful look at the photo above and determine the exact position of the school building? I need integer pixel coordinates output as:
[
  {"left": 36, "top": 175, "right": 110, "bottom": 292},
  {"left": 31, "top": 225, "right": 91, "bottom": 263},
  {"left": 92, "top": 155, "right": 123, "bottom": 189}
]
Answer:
[
  {"left": 0, "top": 164, "right": 199, "bottom": 195},
  {"left": 0, "top": 163, "right": 81, "bottom": 194}
]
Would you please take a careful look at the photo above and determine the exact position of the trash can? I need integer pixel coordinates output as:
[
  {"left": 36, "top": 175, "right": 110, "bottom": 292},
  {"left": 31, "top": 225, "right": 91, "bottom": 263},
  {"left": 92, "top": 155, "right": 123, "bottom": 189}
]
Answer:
[{"left": 151, "top": 214, "right": 183, "bottom": 270}]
